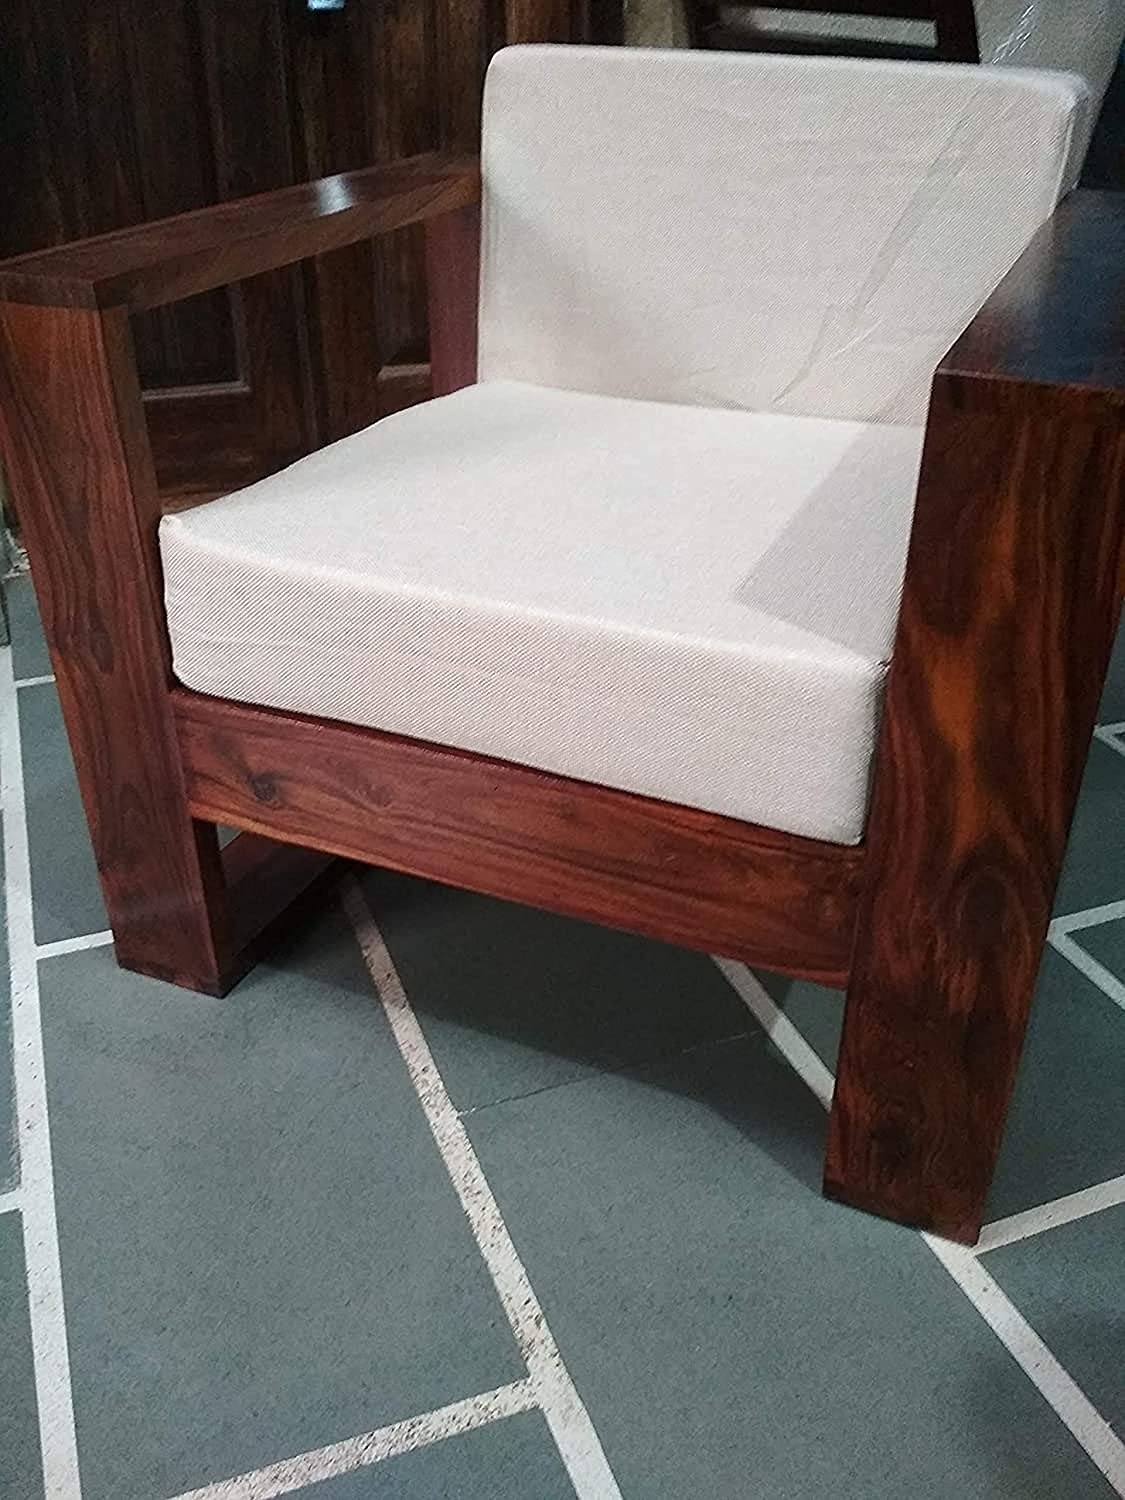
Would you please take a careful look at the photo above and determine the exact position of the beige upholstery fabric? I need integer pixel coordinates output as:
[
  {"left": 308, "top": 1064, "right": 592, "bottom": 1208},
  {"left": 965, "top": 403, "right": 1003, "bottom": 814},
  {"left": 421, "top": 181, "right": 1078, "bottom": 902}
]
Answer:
[
  {"left": 162, "top": 382, "right": 925, "bottom": 843},
  {"left": 163, "top": 51, "right": 1088, "bottom": 845},
  {"left": 479, "top": 48, "right": 1086, "bottom": 422}
]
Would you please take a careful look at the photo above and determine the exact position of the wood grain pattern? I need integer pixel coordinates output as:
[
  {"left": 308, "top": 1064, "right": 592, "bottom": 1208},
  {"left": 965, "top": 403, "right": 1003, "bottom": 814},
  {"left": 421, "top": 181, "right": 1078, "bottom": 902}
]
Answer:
[
  {"left": 1, "top": 0, "right": 317, "bottom": 500},
  {"left": 288, "top": 0, "right": 389, "bottom": 445},
  {"left": 0, "top": 2, "right": 583, "bottom": 492},
  {"left": 506, "top": 0, "right": 580, "bottom": 42},
  {"left": 0, "top": 300, "right": 234, "bottom": 990},
  {"left": 425, "top": 204, "right": 482, "bottom": 396},
  {"left": 825, "top": 193, "right": 1125, "bottom": 1244},
  {"left": 0, "top": 154, "right": 481, "bottom": 312},
  {"left": 2, "top": 0, "right": 237, "bottom": 385},
  {"left": 173, "top": 689, "right": 864, "bottom": 987}
]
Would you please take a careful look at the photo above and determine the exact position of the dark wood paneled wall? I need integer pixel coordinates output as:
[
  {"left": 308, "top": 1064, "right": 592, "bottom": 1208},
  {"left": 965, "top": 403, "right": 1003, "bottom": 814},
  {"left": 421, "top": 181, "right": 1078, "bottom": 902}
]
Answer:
[{"left": 0, "top": 0, "right": 580, "bottom": 501}]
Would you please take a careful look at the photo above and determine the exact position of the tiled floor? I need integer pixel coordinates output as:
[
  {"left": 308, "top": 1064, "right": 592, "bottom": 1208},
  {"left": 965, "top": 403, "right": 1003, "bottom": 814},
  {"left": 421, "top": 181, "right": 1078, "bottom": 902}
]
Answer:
[{"left": 0, "top": 571, "right": 1122, "bottom": 1500}]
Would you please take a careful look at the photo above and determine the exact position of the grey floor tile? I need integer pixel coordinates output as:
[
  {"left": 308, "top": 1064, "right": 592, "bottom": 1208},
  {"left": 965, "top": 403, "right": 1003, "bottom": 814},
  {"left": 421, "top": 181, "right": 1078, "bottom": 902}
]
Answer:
[
  {"left": 466, "top": 1035, "right": 1115, "bottom": 1499},
  {"left": 41, "top": 903, "right": 524, "bottom": 1500},
  {"left": 6, "top": 575, "right": 51, "bottom": 683},
  {"left": 1074, "top": 916, "right": 1125, "bottom": 987},
  {"left": 1056, "top": 741, "right": 1125, "bottom": 916},
  {"left": 363, "top": 869, "right": 751, "bottom": 1112},
  {"left": 987, "top": 951, "right": 1125, "bottom": 1221},
  {"left": 1097, "top": 616, "right": 1125, "bottom": 723},
  {"left": 985, "top": 1206, "right": 1125, "bottom": 1436},
  {"left": 0, "top": 826, "right": 14, "bottom": 1194},
  {"left": 19, "top": 683, "right": 106, "bottom": 945},
  {"left": 757, "top": 970, "right": 844, "bottom": 1068},
  {"left": 290, "top": 1412, "right": 572, "bottom": 1498},
  {"left": 0, "top": 1212, "right": 44, "bottom": 1500}
]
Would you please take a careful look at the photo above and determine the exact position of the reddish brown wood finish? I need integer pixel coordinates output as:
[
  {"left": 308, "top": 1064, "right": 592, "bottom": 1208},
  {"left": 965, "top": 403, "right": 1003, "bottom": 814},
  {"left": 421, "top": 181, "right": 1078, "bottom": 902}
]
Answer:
[
  {"left": 507, "top": 0, "right": 583, "bottom": 43},
  {"left": 944, "top": 191, "right": 1125, "bottom": 407},
  {"left": 0, "top": 300, "right": 234, "bottom": 989},
  {"left": 172, "top": 690, "right": 863, "bottom": 987},
  {"left": 222, "top": 833, "right": 336, "bottom": 962},
  {"left": 1, "top": 135, "right": 1120, "bottom": 1248},
  {"left": 2, "top": 0, "right": 318, "bottom": 500},
  {"left": 0, "top": 155, "right": 480, "bottom": 312},
  {"left": 826, "top": 190, "right": 1125, "bottom": 1243},
  {"left": 2, "top": 2, "right": 576, "bottom": 490},
  {"left": 425, "top": 204, "right": 482, "bottom": 396}
]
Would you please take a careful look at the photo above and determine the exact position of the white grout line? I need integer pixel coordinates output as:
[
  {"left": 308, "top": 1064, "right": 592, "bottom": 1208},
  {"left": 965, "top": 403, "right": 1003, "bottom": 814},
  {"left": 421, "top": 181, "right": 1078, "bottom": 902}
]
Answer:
[
  {"left": 714, "top": 957, "right": 1125, "bottom": 1499},
  {"left": 1048, "top": 931, "right": 1125, "bottom": 1016},
  {"left": 0, "top": 1187, "right": 23, "bottom": 1217},
  {"left": 34, "top": 931, "right": 114, "bottom": 962},
  {"left": 1, "top": 645, "right": 82, "bottom": 1497},
  {"left": 1092, "top": 722, "right": 1125, "bottom": 759},
  {"left": 342, "top": 878, "right": 624, "bottom": 1500},
  {"left": 167, "top": 1379, "right": 539, "bottom": 1500},
  {"left": 1050, "top": 899, "right": 1125, "bottom": 935},
  {"left": 712, "top": 956, "right": 835, "bottom": 1108},
  {"left": 924, "top": 1235, "right": 1125, "bottom": 1495},
  {"left": 14, "top": 674, "right": 56, "bottom": 691},
  {"left": 1047, "top": 900, "right": 1125, "bottom": 1016},
  {"left": 977, "top": 1174, "right": 1125, "bottom": 1254}
]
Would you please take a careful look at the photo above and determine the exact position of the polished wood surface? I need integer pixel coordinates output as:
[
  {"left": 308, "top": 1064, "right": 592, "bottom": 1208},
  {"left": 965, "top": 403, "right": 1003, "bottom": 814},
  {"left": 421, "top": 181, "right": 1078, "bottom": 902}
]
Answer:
[
  {"left": 425, "top": 204, "right": 482, "bottom": 396},
  {"left": 173, "top": 689, "right": 863, "bottom": 987},
  {"left": 0, "top": 301, "right": 235, "bottom": 990},
  {"left": 944, "top": 190, "right": 1125, "bottom": 407},
  {"left": 0, "top": 152, "right": 491, "bottom": 995},
  {"left": 1, "top": 0, "right": 318, "bottom": 500},
  {"left": 1, "top": 1, "right": 578, "bottom": 493},
  {"left": 3, "top": 88, "right": 1120, "bottom": 1239},
  {"left": 826, "top": 192, "right": 1125, "bottom": 1243},
  {"left": 507, "top": 0, "right": 583, "bottom": 42},
  {"left": 0, "top": 155, "right": 481, "bottom": 313}
]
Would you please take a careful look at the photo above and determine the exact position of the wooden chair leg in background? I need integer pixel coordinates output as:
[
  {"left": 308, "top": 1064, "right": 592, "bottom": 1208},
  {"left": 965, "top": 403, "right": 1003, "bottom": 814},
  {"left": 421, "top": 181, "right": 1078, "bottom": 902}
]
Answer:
[
  {"left": 824, "top": 373, "right": 1125, "bottom": 1244},
  {"left": 933, "top": 0, "right": 980, "bottom": 63}
]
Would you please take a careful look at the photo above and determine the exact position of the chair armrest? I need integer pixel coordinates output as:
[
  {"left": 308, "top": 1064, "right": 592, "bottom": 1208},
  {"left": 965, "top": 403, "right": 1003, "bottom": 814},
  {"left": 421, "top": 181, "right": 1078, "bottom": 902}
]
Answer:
[
  {"left": 0, "top": 152, "right": 480, "bottom": 313},
  {"left": 939, "top": 189, "right": 1125, "bottom": 416}
]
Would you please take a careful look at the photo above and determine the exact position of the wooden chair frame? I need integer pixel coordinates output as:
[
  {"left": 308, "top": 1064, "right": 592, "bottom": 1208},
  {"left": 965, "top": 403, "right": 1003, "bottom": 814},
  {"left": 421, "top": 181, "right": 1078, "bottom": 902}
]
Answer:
[
  {"left": 685, "top": 0, "right": 980, "bottom": 62},
  {"left": 0, "top": 152, "right": 1121, "bottom": 1245}
]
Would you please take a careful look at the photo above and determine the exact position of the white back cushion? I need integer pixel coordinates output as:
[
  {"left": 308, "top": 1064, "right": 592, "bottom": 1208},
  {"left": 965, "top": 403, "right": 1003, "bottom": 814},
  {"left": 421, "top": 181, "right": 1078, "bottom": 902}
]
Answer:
[{"left": 478, "top": 47, "right": 1087, "bottom": 422}]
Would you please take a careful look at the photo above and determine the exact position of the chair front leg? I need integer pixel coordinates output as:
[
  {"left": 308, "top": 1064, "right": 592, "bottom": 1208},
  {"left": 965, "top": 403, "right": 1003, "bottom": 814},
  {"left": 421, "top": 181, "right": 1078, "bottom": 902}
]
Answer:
[
  {"left": 825, "top": 378, "right": 1125, "bottom": 1244},
  {"left": 0, "top": 301, "right": 237, "bottom": 994}
]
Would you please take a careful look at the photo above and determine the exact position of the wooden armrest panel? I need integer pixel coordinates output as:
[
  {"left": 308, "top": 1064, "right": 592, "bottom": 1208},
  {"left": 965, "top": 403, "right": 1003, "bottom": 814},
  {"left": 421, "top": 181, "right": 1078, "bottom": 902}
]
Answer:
[
  {"left": 0, "top": 152, "right": 480, "bottom": 313},
  {"left": 941, "top": 189, "right": 1125, "bottom": 413}
]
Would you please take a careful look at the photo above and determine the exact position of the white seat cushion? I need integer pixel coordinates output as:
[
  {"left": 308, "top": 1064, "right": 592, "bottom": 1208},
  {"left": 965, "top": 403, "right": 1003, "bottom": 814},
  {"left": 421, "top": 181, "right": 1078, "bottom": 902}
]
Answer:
[{"left": 161, "top": 381, "right": 925, "bottom": 845}]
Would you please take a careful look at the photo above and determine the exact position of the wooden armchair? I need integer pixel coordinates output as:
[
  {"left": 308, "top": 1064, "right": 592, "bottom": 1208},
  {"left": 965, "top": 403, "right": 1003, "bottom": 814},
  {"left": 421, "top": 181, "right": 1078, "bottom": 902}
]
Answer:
[{"left": 0, "top": 47, "right": 1121, "bottom": 1246}]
